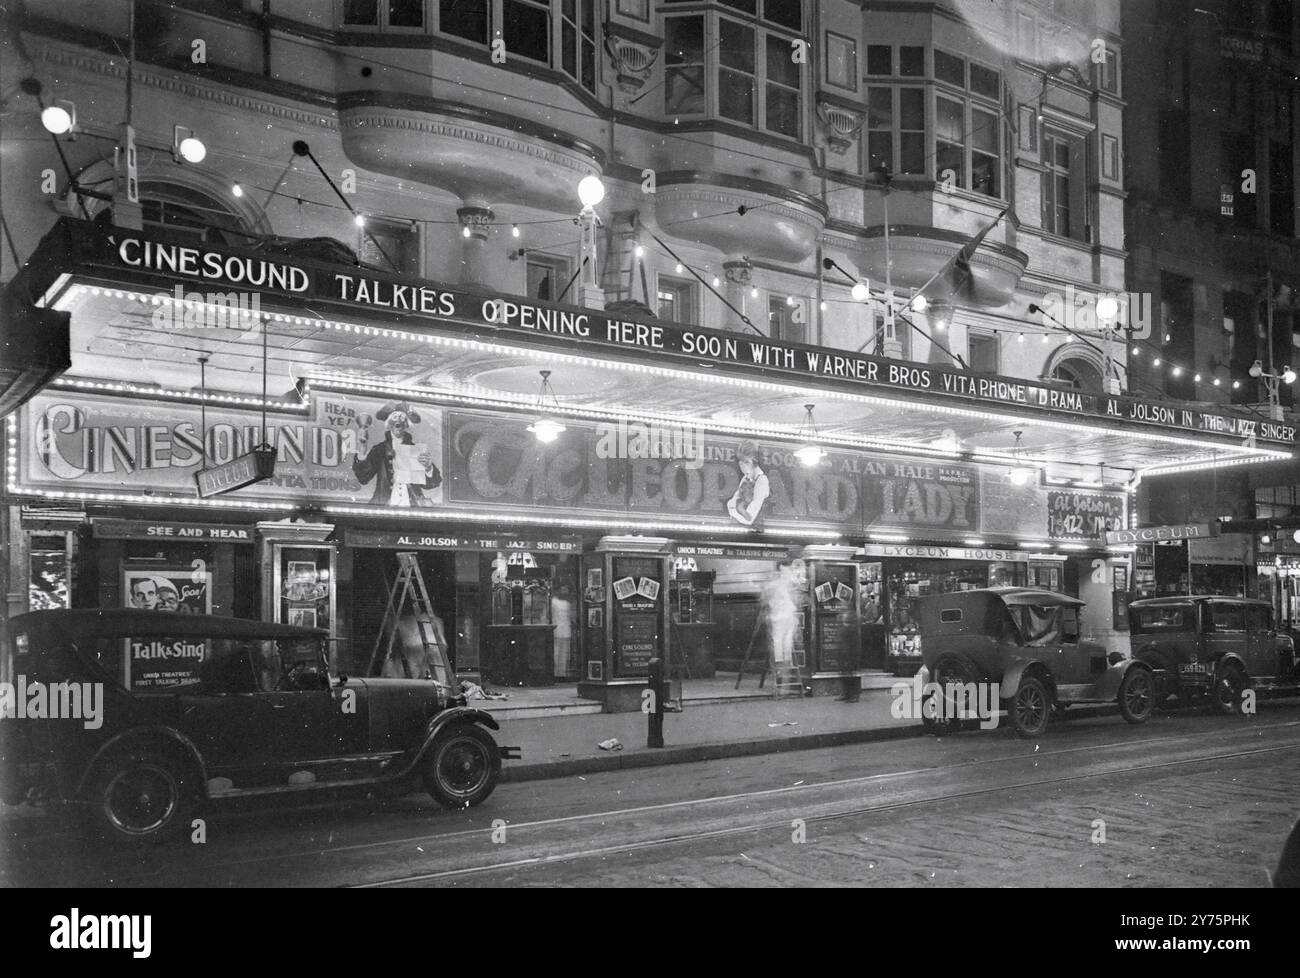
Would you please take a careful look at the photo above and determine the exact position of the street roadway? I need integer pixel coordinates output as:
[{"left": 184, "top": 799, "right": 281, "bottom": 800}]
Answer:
[{"left": 3, "top": 703, "right": 1298, "bottom": 887}]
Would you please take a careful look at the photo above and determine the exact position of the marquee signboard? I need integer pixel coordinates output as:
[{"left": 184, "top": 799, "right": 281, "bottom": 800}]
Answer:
[
  {"left": 14, "top": 388, "right": 1127, "bottom": 545},
  {"left": 25, "top": 219, "right": 1296, "bottom": 448}
]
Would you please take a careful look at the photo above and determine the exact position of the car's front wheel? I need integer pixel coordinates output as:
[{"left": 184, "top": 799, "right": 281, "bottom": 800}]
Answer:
[
  {"left": 423, "top": 724, "right": 501, "bottom": 809},
  {"left": 1005, "top": 676, "right": 1051, "bottom": 738},
  {"left": 1212, "top": 664, "right": 1248, "bottom": 716},
  {"left": 88, "top": 750, "right": 196, "bottom": 845},
  {"left": 1117, "top": 667, "right": 1155, "bottom": 724}
]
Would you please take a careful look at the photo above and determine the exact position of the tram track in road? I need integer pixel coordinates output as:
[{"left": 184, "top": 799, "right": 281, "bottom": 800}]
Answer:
[
  {"left": 119, "top": 717, "right": 1300, "bottom": 884},
  {"left": 9, "top": 716, "right": 1298, "bottom": 887},
  {"left": 353, "top": 738, "right": 1300, "bottom": 886}
]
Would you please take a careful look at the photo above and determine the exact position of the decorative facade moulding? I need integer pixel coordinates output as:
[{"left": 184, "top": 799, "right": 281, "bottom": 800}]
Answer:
[
  {"left": 603, "top": 26, "right": 660, "bottom": 94},
  {"left": 815, "top": 95, "right": 865, "bottom": 155}
]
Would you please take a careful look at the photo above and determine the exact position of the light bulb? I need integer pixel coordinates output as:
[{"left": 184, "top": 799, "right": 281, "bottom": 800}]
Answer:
[
  {"left": 461, "top": 225, "right": 471, "bottom": 237},
  {"left": 177, "top": 136, "right": 206, "bottom": 163},
  {"left": 354, "top": 214, "right": 366, "bottom": 228},
  {"left": 712, "top": 276, "right": 720, "bottom": 287},
  {"left": 794, "top": 445, "right": 827, "bottom": 467},
  {"left": 1285, "top": 367, "right": 1297, "bottom": 384},
  {"left": 851, "top": 282, "right": 870, "bottom": 302},
  {"left": 527, "top": 419, "right": 566, "bottom": 443},
  {"left": 231, "top": 183, "right": 244, "bottom": 198},
  {"left": 750, "top": 287, "right": 759, "bottom": 298},
  {"left": 1017, "top": 334, "right": 1025, "bottom": 343},
  {"left": 1095, "top": 296, "right": 1119, "bottom": 320},
  {"left": 910, "top": 294, "right": 928, "bottom": 312},
  {"left": 577, "top": 174, "right": 605, "bottom": 208},
  {"left": 41, "top": 104, "right": 73, "bottom": 135},
  {"left": 675, "top": 263, "right": 683, "bottom": 273},
  {"left": 634, "top": 244, "right": 645, "bottom": 258},
  {"left": 1009, "top": 467, "right": 1031, "bottom": 486},
  {"left": 1153, "top": 358, "right": 1161, "bottom": 366},
  {"left": 512, "top": 224, "right": 520, "bottom": 237}
]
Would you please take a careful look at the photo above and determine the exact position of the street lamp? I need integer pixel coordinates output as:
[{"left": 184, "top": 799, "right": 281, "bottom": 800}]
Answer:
[{"left": 1249, "top": 359, "right": 1296, "bottom": 419}]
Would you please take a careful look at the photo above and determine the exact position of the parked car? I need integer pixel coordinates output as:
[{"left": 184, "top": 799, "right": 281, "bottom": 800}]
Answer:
[
  {"left": 1127, "top": 596, "right": 1300, "bottom": 713},
  {"left": 0, "top": 609, "right": 518, "bottom": 844},
  {"left": 915, "top": 587, "right": 1155, "bottom": 737}
]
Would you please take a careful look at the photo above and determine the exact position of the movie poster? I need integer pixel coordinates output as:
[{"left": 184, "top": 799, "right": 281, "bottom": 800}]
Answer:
[{"left": 122, "top": 566, "right": 213, "bottom": 691}]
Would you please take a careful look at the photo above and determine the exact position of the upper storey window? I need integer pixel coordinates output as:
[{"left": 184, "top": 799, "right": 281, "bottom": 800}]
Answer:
[
  {"left": 662, "top": 1, "right": 806, "bottom": 140},
  {"left": 341, "top": 0, "right": 598, "bottom": 93},
  {"left": 865, "top": 44, "right": 1004, "bottom": 200}
]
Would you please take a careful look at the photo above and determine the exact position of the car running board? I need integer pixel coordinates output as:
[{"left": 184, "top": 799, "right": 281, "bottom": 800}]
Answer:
[{"left": 499, "top": 746, "right": 522, "bottom": 760}]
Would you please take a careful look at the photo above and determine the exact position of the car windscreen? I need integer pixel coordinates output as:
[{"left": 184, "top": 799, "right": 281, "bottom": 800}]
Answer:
[{"left": 1130, "top": 606, "right": 1195, "bottom": 634}]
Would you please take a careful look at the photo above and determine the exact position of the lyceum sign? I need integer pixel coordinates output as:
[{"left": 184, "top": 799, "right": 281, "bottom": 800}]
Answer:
[{"left": 195, "top": 446, "right": 277, "bottom": 498}]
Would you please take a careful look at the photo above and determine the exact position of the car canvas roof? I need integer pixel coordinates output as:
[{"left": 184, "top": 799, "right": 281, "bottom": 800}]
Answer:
[
  {"left": 1127, "top": 595, "right": 1272, "bottom": 608},
  {"left": 9, "top": 609, "right": 326, "bottom": 640},
  {"left": 976, "top": 586, "right": 1084, "bottom": 607}
]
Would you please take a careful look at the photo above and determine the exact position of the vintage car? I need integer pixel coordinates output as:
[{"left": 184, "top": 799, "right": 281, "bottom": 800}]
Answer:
[
  {"left": 915, "top": 587, "right": 1155, "bottom": 737},
  {"left": 0, "top": 609, "right": 517, "bottom": 844},
  {"left": 1127, "top": 596, "right": 1300, "bottom": 713}
]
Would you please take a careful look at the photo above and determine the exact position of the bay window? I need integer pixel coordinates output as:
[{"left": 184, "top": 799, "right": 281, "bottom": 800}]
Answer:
[
  {"left": 341, "top": 0, "right": 598, "bottom": 93},
  {"left": 864, "top": 45, "right": 1003, "bottom": 198},
  {"left": 661, "top": 2, "right": 806, "bottom": 139}
]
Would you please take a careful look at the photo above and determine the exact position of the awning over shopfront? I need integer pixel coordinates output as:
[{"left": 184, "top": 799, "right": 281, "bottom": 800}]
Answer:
[
  {"left": 0, "top": 283, "right": 71, "bottom": 420},
  {"left": 6, "top": 218, "right": 1294, "bottom": 550}
]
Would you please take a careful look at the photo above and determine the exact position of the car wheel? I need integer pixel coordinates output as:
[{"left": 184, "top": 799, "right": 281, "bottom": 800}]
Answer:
[
  {"left": 921, "top": 660, "right": 973, "bottom": 736},
  {"left": 1117, "top": 667, "right": 1155, "bottom": 724},
  {"left": 1212, "top": 665, "right": 1248, "bottom": 716},
  {"left": 423, "top": 724, "right": 501, "bottom": 809},
  {"left": 1005, "top": 676, "right": 1051, "bottom": 738},
  {"left": 89, "top": 750, "right": 195, "bottom": 845}
]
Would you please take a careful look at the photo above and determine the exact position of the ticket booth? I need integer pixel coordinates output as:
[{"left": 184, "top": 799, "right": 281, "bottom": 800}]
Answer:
[
  {"left": 577, "top": 536, "right": 671, "bottom": 712},
  {"left": 800, "top": 545, "right": 862, "bottom": 696}
]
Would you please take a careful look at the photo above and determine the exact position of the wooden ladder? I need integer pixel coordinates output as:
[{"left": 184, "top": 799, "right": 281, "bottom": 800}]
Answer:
[{"left": 367, "top": 552, "right": 454, "bottom": 688}]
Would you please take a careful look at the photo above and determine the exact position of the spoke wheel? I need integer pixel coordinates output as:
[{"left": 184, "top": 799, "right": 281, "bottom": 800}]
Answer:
[
  {"left": 1006, "top": 676, "right": 1050, "bottom": 738},
  {"left": 1118, "top": 667, "right": 1155, "bottom": 724},
  {"left": 423, "top": 725, "right": 501, "bottom": 809}
]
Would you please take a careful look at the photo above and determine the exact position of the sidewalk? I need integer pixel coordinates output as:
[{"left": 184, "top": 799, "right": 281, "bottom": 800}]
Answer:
[{"left": 491, "top": 686, "right": 923, "bottom": 782}]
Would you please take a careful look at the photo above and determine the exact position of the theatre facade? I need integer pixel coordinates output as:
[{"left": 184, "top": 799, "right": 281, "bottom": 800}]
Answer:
[{"left": 4, "top": 219, "right": 1294, "bottom": 708}]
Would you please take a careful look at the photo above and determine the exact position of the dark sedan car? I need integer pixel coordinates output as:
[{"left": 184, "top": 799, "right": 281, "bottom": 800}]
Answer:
[
  {"left": 1127, "top": 596, "right": 1300, "bottom": 713},
  {"left": 0, "top": 610, "right": 516, "bottom": 844}
]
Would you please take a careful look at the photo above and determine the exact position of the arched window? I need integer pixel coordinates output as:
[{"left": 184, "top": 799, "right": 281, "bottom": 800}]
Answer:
[
  {"left": 139, "top": 183, "right": 248, "bottom": 246},
  {"left": 1051, "top": 356, "right": 1103, "bottom": 393}
]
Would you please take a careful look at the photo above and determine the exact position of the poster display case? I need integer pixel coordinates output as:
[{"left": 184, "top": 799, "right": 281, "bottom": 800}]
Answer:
[
  {"left": 258, "top": 522, "right": 337, "bottom": 661},
  {"left": 577, "top": 537, "right": 670, "bottom": 712}
]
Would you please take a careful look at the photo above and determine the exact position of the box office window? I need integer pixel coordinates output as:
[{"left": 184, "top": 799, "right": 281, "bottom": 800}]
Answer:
[{"left": 28, "top": 533, "right": 72, "bottom": 611}]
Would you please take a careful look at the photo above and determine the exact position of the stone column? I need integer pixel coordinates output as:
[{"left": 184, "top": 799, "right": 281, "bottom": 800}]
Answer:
[
  {"left": 576, "top": 205, "right": 606, "bottom": 310},
  {"left": 723, "top": 258, "right": 752, "bottom": 332},
  {"left": 457, "top": 201, "right": 495, "bottom": 289}
]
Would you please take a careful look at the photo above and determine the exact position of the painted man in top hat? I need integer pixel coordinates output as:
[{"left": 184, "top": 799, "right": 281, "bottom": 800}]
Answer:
[{"left": 351, "top": 401, "right": 442, "bottom": 506}]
